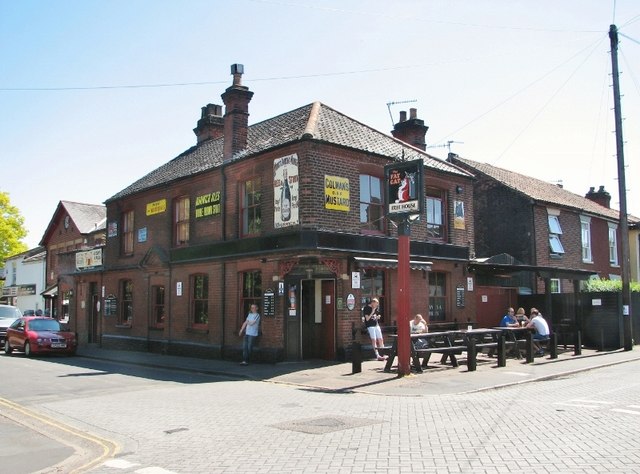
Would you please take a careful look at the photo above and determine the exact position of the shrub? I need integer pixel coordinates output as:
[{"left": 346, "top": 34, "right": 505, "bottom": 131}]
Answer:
[{"left": 583, "top": 278, "right": 640, "bottom": 293}]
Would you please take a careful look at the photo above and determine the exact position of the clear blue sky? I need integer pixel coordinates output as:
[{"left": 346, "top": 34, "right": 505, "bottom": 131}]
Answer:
[{"left": 1, "top": 0, "right": 639, "bottom": 248}]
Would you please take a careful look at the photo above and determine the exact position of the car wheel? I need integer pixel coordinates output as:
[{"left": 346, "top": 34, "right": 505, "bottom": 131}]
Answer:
[
  {"left": 3, "top": 340, "right": 12, "bottom": 355},
  {"left": 24, "top": 341, "right": 32, "bottom": 357}
]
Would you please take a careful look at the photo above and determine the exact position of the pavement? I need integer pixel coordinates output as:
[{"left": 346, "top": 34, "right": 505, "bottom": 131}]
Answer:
[{"left": 77, "top": 343, "right": 640, "bottom": 396}]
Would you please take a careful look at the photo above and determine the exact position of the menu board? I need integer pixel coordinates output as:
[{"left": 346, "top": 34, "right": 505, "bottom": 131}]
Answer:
[
  {"left": 263, "top": 289, "right": 275, "bottom": 317},
  {"left": 104, "top": 296, "right": 117, "bottom": 316}
]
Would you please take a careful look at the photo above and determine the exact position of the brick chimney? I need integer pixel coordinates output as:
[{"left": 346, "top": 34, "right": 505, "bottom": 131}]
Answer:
[
  {"left": 193, "top": 103, "right": 224, "bottom": 144},
  {"left": 221, "top": 64, "right": 254, "bottom": 161},
  {"left": 391, "top": 108, "right": 428, "bottom": 151},
  {"left": 585, "top": 185, "right": 611, "bottom": 208}
]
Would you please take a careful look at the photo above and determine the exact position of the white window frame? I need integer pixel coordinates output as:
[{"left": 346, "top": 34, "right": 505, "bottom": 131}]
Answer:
[
  {"left": 547, "top": 210, "right": 564, "bottom": 255},
  {"left": 550, "top": 278, "right": 561, "bottom": 294},
  {"left": 608, "top": 223, "right": 619, "bottom": 265},
  {"left": 580, "top": 216, "right": 592, "bottom": 262}
]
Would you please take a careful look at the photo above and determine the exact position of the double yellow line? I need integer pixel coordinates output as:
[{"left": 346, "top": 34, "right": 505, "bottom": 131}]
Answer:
[{"left": 0, "top": 396, "right": 119, "bottom": 473}]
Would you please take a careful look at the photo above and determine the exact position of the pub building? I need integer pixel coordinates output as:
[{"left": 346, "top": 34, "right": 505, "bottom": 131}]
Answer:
[{"left": 91, "top": 64, "right": 476, "bottom": 362}]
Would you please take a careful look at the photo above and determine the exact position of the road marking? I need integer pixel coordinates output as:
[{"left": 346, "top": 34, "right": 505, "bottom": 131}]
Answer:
[
  {"left": 628, "top": 405, "right": 640, "bottom": 409},
  {"left": 502, "top": 371, "right": 530, "bottom": 377},
  {"left": 555, "top": 402, "right": 604, "bottom": 409},
  {"left": 0, "top": 396, "right": 119, "bottom": 473},
  {"left": 611, "top": 408, "right": 640, "bottom": 416},
  {"left": 104, "top": 459, "right": 140, "bottom": 468},
  {"left": 136, "top": 467, "right": 179, "bottom": 473},
  {"left": 570, "top": 399, "right": 614, "bottom": 404}
]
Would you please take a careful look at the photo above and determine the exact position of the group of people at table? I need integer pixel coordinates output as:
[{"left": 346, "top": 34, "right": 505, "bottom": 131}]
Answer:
[{"left": 363, "top": 297, "right": 551, "bottom": 361}]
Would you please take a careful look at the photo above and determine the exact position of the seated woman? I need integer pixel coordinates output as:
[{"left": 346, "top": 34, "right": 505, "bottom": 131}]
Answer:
[
  {"left": 410, "top": 313, "right": 428, "bottom": 334},
  {"left": 515, "top": 307, "right": 530, "bottom": 326}
]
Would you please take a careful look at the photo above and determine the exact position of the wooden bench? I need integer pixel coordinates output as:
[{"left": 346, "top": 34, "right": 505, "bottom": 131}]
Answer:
[{"left": 415, "top": 346, "right": 466, "bottom": 368}]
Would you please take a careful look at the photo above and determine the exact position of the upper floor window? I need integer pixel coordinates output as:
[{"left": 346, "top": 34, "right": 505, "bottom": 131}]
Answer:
[
  {"left": 359, "top": 175, "right": 384, "bottom": 233},
  {"left": 426, "top": 188, "right": 445, "bottom": 240},
  {"left": 152, "top": 285, "right": 165, "bottom": 327},
  {"left": 242, "top": 178, "right": 262, "bottom": 236},
  {"left": 580, "top": 216, "right": 592, "bottom": 262},
  {"left": 192, "top": 274, "right": 209, "bottom": 327},
  {"left": 120, "top": 279, "right": 133, "bottom": 325},
  {"left": 121, "top": 210, "right": 134, "bottom": 255},
  {"left": 547, "top": 212, "right": 565, "bottom": 255},
  {"left": 175, "top": 196, "right": 190, "bottom": 246},
  {"left": 241, "top": 271, "right": 262, "bottom": 326},
  {"left": 608, "top": 223, "right": 618, "bottom": 265}
]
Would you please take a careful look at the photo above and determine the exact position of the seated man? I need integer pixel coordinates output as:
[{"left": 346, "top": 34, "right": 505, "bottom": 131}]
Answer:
[
  {"left": 499, "top": 307, "right": 519, "bottom": 327},
  {"left": 526, "top": 308, "right": 550, "bottom": 356}
]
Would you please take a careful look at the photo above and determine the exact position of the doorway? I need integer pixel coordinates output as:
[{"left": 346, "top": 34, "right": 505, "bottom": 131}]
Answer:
[{"left": 286, "top": 278, "right": 336, "bottom": 360}]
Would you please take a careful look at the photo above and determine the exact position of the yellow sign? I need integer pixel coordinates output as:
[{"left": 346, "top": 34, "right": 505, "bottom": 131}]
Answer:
[
  {"left": 325, "top": 175, "right": 350, "bottom": 211},
  {"left": 146, "top": 199, "right": 167, "bottom": 216},
  {"left": 195, "top": 191, "right": 221, "bottom": 218}
]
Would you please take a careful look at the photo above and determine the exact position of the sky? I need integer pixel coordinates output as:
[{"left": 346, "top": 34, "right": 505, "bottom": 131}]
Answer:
[{"left": 1, "top": 0, "right": 639, "bottom": 249}]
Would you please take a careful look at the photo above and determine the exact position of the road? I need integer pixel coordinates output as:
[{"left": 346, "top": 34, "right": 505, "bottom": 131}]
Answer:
[{"left": 1, "top": 353, "right": 640, "bottom": 473}]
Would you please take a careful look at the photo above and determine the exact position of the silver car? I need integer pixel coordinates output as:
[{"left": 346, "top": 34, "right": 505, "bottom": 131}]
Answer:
[{"left": 0, "top": 304, "right": 23, "bottom": 348}]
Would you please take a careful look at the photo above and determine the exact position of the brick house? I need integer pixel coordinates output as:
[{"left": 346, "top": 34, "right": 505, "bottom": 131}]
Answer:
[
  {"left": 40, "top": 200, "right": 105, "bottom": 342},
  {"left": 448, "top": 155, "right": 624, "bottom": 325},
  {"left": 96, "top": 64, "right": 476, "bottom": 362}
]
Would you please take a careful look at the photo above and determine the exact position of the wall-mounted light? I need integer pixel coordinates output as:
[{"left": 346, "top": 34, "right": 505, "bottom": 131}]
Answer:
[{"left": 456, "top": 185, "right": 463, "bottom": 194}]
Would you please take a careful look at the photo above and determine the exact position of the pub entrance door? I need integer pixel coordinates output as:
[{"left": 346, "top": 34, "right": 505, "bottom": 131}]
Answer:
[{"left": 285, "top": 278, "right": 336, "bottom": 360}]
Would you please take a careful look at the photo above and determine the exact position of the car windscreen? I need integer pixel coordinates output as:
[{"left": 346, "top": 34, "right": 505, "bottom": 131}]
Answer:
[
  {"left": 28, "top": 319, "right": 61, "bottom": 332},
  {"left": 0, "top": 307, "right": 22, "bottom": 319}
]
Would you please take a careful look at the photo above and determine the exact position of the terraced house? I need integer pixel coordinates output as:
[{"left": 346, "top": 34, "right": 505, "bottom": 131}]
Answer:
[{"left": 95, "top": 64, "right": 476, "bottom": 362}]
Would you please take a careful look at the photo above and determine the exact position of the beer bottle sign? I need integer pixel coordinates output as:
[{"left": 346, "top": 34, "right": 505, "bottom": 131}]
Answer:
[{"left": 273, "top": 154, "right": 299, "bottom": 228}]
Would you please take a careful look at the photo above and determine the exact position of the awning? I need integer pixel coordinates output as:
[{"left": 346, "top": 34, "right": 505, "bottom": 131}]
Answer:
[
  {"left": 41, "top": 284, "right": 58, "bottom": 297},
  {"left": 354, "top": 257, "right": 432, "bottom": 271},
  {"left": 468, "top": 261, "right": 597, "bottom": 281}
]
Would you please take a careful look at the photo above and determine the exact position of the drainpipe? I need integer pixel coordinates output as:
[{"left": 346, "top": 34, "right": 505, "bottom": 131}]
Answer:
[{"left": 220, "top": 164, "right": 227, "bottom": 355}]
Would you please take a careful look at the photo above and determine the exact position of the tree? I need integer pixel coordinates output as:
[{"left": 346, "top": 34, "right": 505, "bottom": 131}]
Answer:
[{"left": 0, "top": 191, "right": 28, "bottom": 273}]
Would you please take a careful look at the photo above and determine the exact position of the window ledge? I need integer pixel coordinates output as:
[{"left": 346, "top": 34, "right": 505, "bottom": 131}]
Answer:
[
  {"left": 115, "top": 324, "right": 132, "bottom": 329},
  {"left": 149, "top": 326, "right": 164, "bottom": 331},
  {"left": 187, "top": 327, "right": 209, "bottom": 335}
]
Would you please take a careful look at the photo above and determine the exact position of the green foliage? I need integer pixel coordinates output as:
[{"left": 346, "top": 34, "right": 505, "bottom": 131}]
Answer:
[
  {"left": 0, "top": 191, "right": 28, "bottom": 269},
  {"left": 583, "top": 278, "right": 640, "bottom": 293}
]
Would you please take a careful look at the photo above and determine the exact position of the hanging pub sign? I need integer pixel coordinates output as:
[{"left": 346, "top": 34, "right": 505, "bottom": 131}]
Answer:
[{"left": 384, "top": 159, "right": 424, "bottom": 221}]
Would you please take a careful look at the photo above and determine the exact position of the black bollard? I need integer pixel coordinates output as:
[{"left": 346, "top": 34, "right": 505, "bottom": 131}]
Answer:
[
  {"left": 352, "top": 341, "right": 362, "bottom": 373},
  {"left": 574, "top": 330, "right": 582, "bottom": 356},
  {"left": 550, "top": 333, "right": 558, "bottom": 359},
  {"left": 467, "top": 339, "right": 477, "bottom": 372},
  {"left": 525, "top": 331, "right": 534, "bottom": 363},
  {"left": 497, "top": 335, "right": 506, "bottom": 367}
]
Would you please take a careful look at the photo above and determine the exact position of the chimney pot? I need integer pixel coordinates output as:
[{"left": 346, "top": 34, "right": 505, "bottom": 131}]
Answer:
[
  {"left": 409, "top": 108, "right": 417, "bottom": 119},
  {"left": 399, "top": 111, "right": 407, "bottom": 122}
]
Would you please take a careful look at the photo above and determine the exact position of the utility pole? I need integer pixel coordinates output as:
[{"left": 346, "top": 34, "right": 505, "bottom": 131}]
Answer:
[{"left": 609, "top": 24, "right": 633, "bottom": 350}]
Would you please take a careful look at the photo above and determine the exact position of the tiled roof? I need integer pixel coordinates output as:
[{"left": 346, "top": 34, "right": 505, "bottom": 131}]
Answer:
[
  {"left": 107, "top": 102, "right": 470, "bottom": 202},
  {"left": 62, "top": 201, "right": 106, "bottom": 233},
  {"left": 451, "top": 156, "right": 620, "bottom": 221}
]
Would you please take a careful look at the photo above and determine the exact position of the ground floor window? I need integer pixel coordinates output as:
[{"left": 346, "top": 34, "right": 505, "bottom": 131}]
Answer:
[
  {"left": 241, "top": 271, "right": 262, "bottom": 326},
  {"left": 192, "top": 274, "right": 209, "bottom": 327},
  {"left": 152, "top": 285, "right": 165, "bottom": 327},
  {"left": 360, "top": 268, "right": 385, "bottom": 319},
  {"left": 428, "top": 272, "right": 447, "bottom": 321},
  {"left": 120, "top": 280, "right": 133, "bottom": 325}
]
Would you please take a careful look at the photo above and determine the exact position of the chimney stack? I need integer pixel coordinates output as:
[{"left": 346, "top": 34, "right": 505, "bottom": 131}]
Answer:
[
  {"left": 585, "top": 185, "right": 611, "bottom": 208},
  {"left": 391, "top": 108, "right": 428, "bottom": 150},
  {"left": 193, "top": 103, "right": 224, "bottom": 144},
  {"left": 221, "top": 64, "right": 254, "bottom": 161}
]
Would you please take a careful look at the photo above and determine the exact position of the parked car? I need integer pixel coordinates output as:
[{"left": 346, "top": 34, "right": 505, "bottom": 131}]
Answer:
[
  {"left": 4, "top": 317, "right": 77, "bottom": 356},
  {"left": 0, "top": 304, "right": 22, "bottom": 349}
]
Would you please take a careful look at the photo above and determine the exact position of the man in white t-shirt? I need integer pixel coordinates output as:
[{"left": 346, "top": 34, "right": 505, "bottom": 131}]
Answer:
[{"left": 526, "top": 307, "right": 550, "bottom": 356}]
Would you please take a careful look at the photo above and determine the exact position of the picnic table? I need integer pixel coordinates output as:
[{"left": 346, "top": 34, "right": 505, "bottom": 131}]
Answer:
[
  {"left": 384, "top": 332, "right": 465, "bottom": 373},
  {"left": 384, "top": 328, "right": 508, "bottom": 373}
]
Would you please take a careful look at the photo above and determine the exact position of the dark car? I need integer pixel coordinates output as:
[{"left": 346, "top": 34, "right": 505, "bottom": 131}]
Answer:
[
  {"left": 0, "top": 304, "right": 22, "bottom": 349},
  {"left": 4, "top": 317, "right": 77, "bottom": 356}
]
